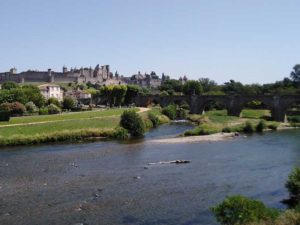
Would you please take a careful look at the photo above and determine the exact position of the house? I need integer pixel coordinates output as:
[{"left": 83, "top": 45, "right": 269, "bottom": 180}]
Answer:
[
  {"left": 64, "top": 89, "right": 92, "bottom": 105},
  {"left": 38, "top": 84, "right": 63, "bottom": 101}
]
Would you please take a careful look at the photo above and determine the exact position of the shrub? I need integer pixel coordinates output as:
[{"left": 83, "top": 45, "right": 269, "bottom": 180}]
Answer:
[
  {"left": 211, "top": 195, "right": 279, "bottom": 225},
  {"left": 244, "top": 121, "right": 254, "bottom": 133},
  {"left": 0, "top": 102, "right": 13, "bottom": 112},
  {"left": 222, "top": 125, "right": 244, "bottom": 133},
  {"left": 120, "top": 110, "right": 145, "bottom": 137},
  {"left": 111, "top": 127, "right": 129, "bottom": 140},
  {"left": 47, "top": 104, "right": 61, "bottom": 114},
  {"left": 148, "top": 112, "right": 160, "bottom": 127},
  {"left": 177, "top": 108, "right": 187, "bottom": 119},
  {"left": 256, "top": 120, "right": 267, "bottom": 132},
  {"left": 25, "top": 101, "right": 38, "bottom": 114},
  {"left": 47, "top": 97, "right": 61, "bottom": 107},
  {"left": 180, "top": 101, "right": 190, "bottom": 110},
  {"left": 63, "top": 96, "right": 76, "bottom": 110},
  {"left": 11, "top": 102, "right": 26, "bottom": 116},
  {"left": 184, "top": 123, "right": 220, "bottom": 136},
  {"left": 284, "top": 167, "right": 300, "bottom": 208},
  {"left": 39, "top": 107, "right": 48, "bottom": 115},
  {"left": 162, "top": 105, "right": 177, "bottom": 120},
  {"left": 0, "top": 104, "right": 11, "bottom": 121},
  {"left": 267, "top": 123, "right": 278, "bottom": 130}
]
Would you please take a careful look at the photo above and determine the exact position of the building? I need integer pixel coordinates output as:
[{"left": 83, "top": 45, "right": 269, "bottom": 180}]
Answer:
[{"left": 38, "top": 84, "right": 63, "bottom": 101}]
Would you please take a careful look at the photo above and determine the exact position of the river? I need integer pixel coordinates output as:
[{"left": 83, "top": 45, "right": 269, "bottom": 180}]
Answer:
[{"left": 0, "top": 123, "right": 299, "bottom": 225}]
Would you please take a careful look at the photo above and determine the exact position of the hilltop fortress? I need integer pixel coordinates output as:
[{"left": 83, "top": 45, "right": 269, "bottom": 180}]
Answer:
[
  {"left": 0, "top": 65, "right": 111, "bottom": 84},
  {"left": 0, "top": 64, "right": 188, "bottom": 88}
]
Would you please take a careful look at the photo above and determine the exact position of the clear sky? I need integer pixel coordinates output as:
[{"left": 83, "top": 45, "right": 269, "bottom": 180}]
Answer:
[{"left": 0, "top": 0, "right": 299, "bottom": 84}]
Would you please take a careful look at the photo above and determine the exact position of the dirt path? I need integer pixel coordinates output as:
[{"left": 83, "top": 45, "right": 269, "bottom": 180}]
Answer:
[{"left": 0, "top": 107, "right": 150, "bottom": 128}]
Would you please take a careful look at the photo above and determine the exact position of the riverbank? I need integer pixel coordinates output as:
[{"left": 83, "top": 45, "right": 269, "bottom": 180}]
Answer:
[
  {"left": 149, "top": 132, "right": 236, "bottom": 143},
  {"left": 0, "top": 107, "right": 153, "bottom": 147}
]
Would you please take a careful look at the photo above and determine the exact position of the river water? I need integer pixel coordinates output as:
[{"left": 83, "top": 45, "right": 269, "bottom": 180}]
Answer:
[{"left": 0, "top": 124, "right": 299, "bottom": 225}]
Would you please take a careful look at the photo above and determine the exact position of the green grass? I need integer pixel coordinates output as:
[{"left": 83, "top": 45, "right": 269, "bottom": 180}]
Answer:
[
  {"left": 241, "top": 109, "right": 271, "bottom": 119},
  {"left": 0, "top": 117, "right": 120, "bottom": 138},
  {"left": 205, "top": 110, "right": 239, "bottom": 123},
  {"left": 0, "top": 108, "right": 127, "bottom": 125}
]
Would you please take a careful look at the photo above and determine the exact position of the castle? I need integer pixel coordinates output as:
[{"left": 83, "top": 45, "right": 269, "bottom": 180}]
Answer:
[
  {"left": 0, "top": 64, "right": 112, "bottom": 84},
  {"left": 0, "top": 65, "right": 187, "bottom": 88}
]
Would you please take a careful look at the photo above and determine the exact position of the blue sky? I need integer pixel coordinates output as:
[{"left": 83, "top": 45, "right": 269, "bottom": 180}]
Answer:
[{"left": 0, "top": 0, "right": 299, "bottom": 84}]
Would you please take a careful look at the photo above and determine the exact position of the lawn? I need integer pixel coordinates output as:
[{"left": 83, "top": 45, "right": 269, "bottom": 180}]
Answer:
[{"left": 0, "top": 108, "right": 127, "bottom": 126}]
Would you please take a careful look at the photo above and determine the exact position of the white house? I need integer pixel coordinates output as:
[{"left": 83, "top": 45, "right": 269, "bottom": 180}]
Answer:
[{"left": 38, "top": 84, "right": 63, "bottom": 101}]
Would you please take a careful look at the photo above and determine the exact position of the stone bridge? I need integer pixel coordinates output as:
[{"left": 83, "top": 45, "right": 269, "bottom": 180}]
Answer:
[{"left": 133, "top": 95, "right": 300, "bottom": 122}]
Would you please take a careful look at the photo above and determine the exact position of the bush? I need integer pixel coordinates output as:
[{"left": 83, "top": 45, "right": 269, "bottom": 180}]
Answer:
[
  {"left": 211, "top": 195, "right": 279, "bottom": 225},
  {"left": 63, "top": 96, "right": 76, "bottom": 110},
  {"left": 283, "top": 167, "right": 300, "bottom": 208},
  {"left": 111, "top": 127, "right": 129, "bottom": 140},
  {"left": 47, "top": 104, "right": 61, "bottom": 114},
  {"left": 0, "top": 102, "right": 13, "bottom": 112},
  {"left": 148, "top": 112, "right": 160, "bottom": 127},
  {"left": 177, "top": 108, "right": 187, "bottom": 119},
  {"left": 39, "top": 107, "right": 49, "bottom": 115},
  {"left": 47, "top": 97, "right": 61, "bottom": 107},
  {"left": 120, "top": 110, "right": 145, "bottom": 137},
  {"left": 0, "top": 110, "right": 10, "bottom": 121},
  {"left": 11, "top": 102, "right": 26, "bottom": 116},
  {"left": 256, "top": 120, "right": 267, "bottom": 132},
  {"left": 162, "top": 104, "right": 177, "bottom": 120},
  {"left": 267, "top": 123, "right": 278, "bottom": 130},
  {"left": 25, "top": 101, "right": 38, "bottom": 114},
  {"left": 244, "top": 121, "right": 254, "bottom": 133},
  {"left": 184, "top": 123, "right": 220, "bottom": 136}
]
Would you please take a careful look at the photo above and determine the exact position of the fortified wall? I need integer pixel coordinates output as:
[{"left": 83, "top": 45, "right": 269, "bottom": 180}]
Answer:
[{"left": 0, "top": 65, "right": 110, "bottom": 84}]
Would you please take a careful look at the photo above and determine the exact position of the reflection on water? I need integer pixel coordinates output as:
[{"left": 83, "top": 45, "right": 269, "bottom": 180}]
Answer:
[{"left": 0, "top": 125, "right": 300, "bottom": 225}]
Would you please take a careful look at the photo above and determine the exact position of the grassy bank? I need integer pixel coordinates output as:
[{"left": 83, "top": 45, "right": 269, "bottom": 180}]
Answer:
[
  {"left": 0, "top": 107, "right": 170, "bottom": 147},
  {"left": 0, "top": 108, "right": 132, "bottom": 147},
  {"left": 184, "top": 109, "right": 280, "bottom": 136}
]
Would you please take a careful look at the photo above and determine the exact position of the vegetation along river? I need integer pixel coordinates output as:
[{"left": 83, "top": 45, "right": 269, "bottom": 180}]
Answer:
[{"left": 0, "top": 123, "right": 299, "bottom": 225}]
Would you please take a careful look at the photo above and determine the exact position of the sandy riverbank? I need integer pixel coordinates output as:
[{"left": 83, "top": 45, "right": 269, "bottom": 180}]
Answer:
[{"left": 148, "top": 132, "right": 236, "bottom": 144}]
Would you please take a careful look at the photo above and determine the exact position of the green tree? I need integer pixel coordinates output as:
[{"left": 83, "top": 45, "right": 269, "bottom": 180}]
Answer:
[
  {"left": 198, "top": 78, "right": 219, "bottom": 93},
  {"left": 47, "top": 104, "right": 61, "bottom": 114},
  {"left": 22, "top": 85, "right": 45, "bottom": 107},
  {"left": 120, "top": 110, "right": 145, "bottom": 137},
  {"left": 182, "top": 80, "right": 203, "bottom": 95},
  {"left": 124, "top": 85, "right": 141, "bottom": 105},
  {"left": 47, "top": 97, "right": 61, "bottom": 107},
  {"left": 284, "top": 167, "right": 300, "bottom": 208},
  {"left": 112, "top": 85, "right": 127, "bottom": 106},
  {"left": 161, "top": 79, "right": 183, "bottom": 93},
  {"left": 63, "top": 96, "right": 76, "bottom": 110},
  {"left": 222, "top": 80, "right": 245, "bottom": 95},
  {"left": 2, "top": 81, "right": 19, "bottom": 90},
  {"left": 211, "top": 195, "right": 279, "bottom": 225},
  {"left": 290, "top": 64, "right": 300, "bottom": 83}
]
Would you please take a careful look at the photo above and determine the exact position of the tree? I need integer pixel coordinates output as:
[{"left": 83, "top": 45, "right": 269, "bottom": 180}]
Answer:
[
  {"left": 211, "top": 195, "right": 279, "bottom": 225},
  {"left": 124, "top": 85, "right": 141, "bottom": 105},
  {"left": 112, "top": 85, "right": 127, "bottom": 106},
  {"left": 198, "top": 78, "right": 218, "bottom": 93},
  {"left": 182, "top": 80, "right": 203, "bottom": 95},
  {"left": 2, "top": 81, "right": 19, "bottom": 90},
  {"left": 22, "top": 85, "right": 45, "bottom": 107},
  {"left": 25, "top": 101, "right": 39, "bottom": 114},
  {"left": 222, "top": 80, "right": 244, "bottom": 95},
  {"left": 47, "top": 104, "right": 61, "bottom": 114},
  {"left": 120, "top": 110, "right": 145, "bottom": 137},
  {"left": 160, "top": 79, "right": 183, "bottom": 93},
  {"left": 284, "top": 167, "right": 300, "bottom": 208},
  {"left": 290, "top": 64, "right": 300, "bottom": 83},
  {"left": 63, "top": 97, "right": 76, "bottom": 110},
  {"left": 47, "top": 97, "right": 61, "bottom": 107},
  {"left": 10, "top": 102, "right": 26, "bottom": 116}
]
